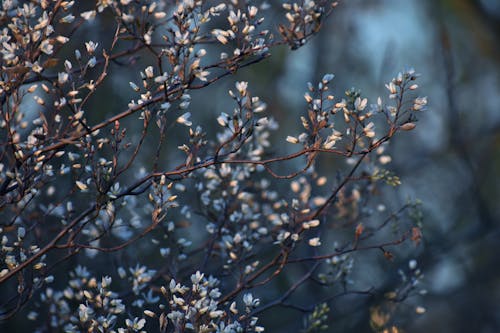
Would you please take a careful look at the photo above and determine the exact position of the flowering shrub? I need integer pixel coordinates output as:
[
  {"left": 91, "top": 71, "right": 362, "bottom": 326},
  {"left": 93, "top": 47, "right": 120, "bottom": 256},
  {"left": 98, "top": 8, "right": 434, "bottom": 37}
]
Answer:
[{"left": 0, "top": 1, "right": 427, "bottom": 332}]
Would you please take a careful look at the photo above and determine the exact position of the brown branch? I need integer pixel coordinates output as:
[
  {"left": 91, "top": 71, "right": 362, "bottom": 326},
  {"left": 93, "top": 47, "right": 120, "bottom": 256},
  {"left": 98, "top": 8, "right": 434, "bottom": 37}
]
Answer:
[
  {"left": 288, "top": 234, "right": 409, "bottom": 264},
  {"left": 0, "top": 205, "right": 97, "bottom": 285}
]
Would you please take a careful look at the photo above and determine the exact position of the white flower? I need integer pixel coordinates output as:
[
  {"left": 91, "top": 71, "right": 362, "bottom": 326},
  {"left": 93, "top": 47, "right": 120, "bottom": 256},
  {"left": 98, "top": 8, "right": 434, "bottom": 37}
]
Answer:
[
  {"left": 154, "top": 74, "right": 168, "bottom": 83},
  {"left": 217, "top": 113, "right": 229, "bottom": 127},
  {"left": 196, "top": 49, "right": 207, "bottom": 57},
  {"left": 209, "top": 310, "right": 224, "bottom": 318},
  {"left": 363, "top": 122, "right": 375, "bottom": 138},
  {"left": 256, "top": 117, "right": 268, "bottom": 126},
  {"left": 323, "top": 130, "right": 342, "bottom": 149},
  {"left": 76, "top": 181, "right": 88, "bottom": 191},
  {"left": 129, "top": 82, "right": 140, "bottom": 92},
  {"left": 308, "top": 237, "right": 321, "bottom": 247},
  {"left": 60, "top": 14, "right": 75, "bottom": 23},
  {"left": 413, "top": 96, "right": 427, "bottom": 111},
  {"left": 27, "top": 311, "right": 38, "bottom": 321},
  {"left": 144, "top": 310, "right": 156, "bottom": 317},
  {"left": 85, "top": 41, "right": 98, "bottom": 54},
  {"left": 379, "top": 155, "right": 392, "bottom": 165},
  {"left": 190, "top": 271, "right": 204, "bottom": 284},
  {"left": 243, "top": 293, "right": 260, "bottom": 307},
  {"left": 160, "top": 102, "right": 171, "bottom": 111},
  {"left": 227, "top": 10, "right": 241, "bottom": 25},
  {"left": 230, "top": 302, "right": 238, "bottom": 314},
  {"left": 212, "top": 29, "right": 233, "bottom": 44},
  {"left": 144, "top": 66, "right": 154, "bottom": 78},
  {"left": 118, "top": 267, "right": 126, "bottom": 278},
  {"left": 385, "top": 82, "right": 397, "bottom": 94},
  {"left": 64, "top": 60, "right": 72, "bottom": 71},
  {"left": 354, "top": 97, "right": 367, "bottom": 111},
  {"left": 78, "top": 304, "right": 93, "bottom": 322},
  {"left": 56, "top": 36, "right": 69, "bottom": 44},
  {"left": 415, "top": 306, "right": 426, "bottom": 314},
  {"left": 81, "top": 11, "right": 96, "bottom": 20},
  {"left": 302, "top": 220, "right": 320, "bottom": 229},
  {"left": 304, "top": 93, "right": 313, "bottom": 103},
  {"left": 126, "top": 317, "right": 146, "bottom": 330},
  {"left": 195, "top": 70, "right": 210, "bottom": 81},
  {"left": 101, "top": 276, "right": 112, "bottom": 288},
  {"left": 58, "top": 72, "right": 69, "bottom": 85},
  {"left": 400, "top": 122, "right": 416, "bottom": 131},
  {"left": 248, "top": 6, "right": 258, "bottom": 18},
  {"left": 322, "top": 73, "right": 335, "bottom": 83},
  {"left": 176, "top": 112, "right": 192, "bottom": 126},
  {"left": 17, "top": 227, "right": 26, "bottom": 239},
  {"left": 87, "top": 57, "right": 97, "bottom": 68},
  {"left": 40, "top": 40, "right": 53, "bottom": 55},
  {"left": 235, "top": 81, "right": 248, "bottom": 95}
]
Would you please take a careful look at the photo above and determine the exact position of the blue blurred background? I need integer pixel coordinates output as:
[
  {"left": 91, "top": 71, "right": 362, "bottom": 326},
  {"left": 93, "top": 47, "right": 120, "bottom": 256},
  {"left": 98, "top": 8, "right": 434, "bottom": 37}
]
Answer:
[{"left": 255, "top": 1, "right": 500, "bottom": 331}]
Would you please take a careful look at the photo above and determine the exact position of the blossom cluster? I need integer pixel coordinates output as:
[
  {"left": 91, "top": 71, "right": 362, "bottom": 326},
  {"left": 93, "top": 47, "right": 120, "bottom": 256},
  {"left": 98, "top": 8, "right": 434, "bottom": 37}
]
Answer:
[{"left": 0, "top": 1, "right": 426, "bottom": 331}]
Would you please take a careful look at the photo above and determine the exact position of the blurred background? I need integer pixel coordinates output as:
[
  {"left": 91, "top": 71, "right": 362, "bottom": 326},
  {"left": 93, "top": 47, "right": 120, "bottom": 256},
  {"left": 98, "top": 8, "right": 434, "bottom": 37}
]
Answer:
[{"left": 248, "top": 0, "right": 500, "bottom": 332}]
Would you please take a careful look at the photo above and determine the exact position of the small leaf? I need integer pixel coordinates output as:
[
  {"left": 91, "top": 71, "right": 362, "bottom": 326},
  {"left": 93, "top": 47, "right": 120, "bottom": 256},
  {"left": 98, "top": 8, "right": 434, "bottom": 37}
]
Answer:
[
  {"left": 355, "top": 223, "right": 364, "bottom": 239},
  {"left": 411, "top": 227, "right": 422, "bottom": 245},
  {"left": 383, "top": 250, "right": 394, "bottom": 261},
  {"left": 43, "top": 58, "right": 60, "bottom": 69}
]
